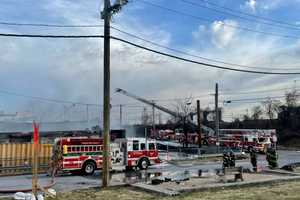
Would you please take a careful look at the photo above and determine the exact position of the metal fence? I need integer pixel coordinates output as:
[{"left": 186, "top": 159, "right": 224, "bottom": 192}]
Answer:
[{"left": 0, "top": 143, "right": 52, "bottom": 176}]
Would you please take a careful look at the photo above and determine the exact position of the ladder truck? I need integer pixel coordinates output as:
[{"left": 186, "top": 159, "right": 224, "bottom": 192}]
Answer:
[{"left": 115, "top": 88, "right": 214, "bottom": 145}]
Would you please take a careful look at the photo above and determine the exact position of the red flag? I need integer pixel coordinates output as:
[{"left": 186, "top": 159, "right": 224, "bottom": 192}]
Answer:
[{"left": 33, "top": 121, "right": 39, "bottom": 144}]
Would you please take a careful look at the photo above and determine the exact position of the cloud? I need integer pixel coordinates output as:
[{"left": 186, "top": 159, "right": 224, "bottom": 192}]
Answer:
[
  {"left": 211, "top": 20, "right": 238, "bottom": 48},
  {"left": 245, "top": 0, "right": 257, "bottom": 12},
  {"left": 0, "top": 0, "right": 300, "bottom": 125},
  {"left": 242, "top": 0, "right": 297, "bottom": 13}
]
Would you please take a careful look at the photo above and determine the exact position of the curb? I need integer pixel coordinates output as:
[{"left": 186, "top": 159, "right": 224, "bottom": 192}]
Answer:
[
  {"left": 263, "top": 169, "right": 300, "bottom": 176},
  {"left": 130, "top": 182, "right": 179, "bottom": 196},
  {"left": 167, "top": 153, "right": 248, "bottom": 165},
  {"left": 177, "top": 176, "right": 300, "bottom": 193},
  {"left": 130, "top": 175, "right": 300, "bottom": 196}
]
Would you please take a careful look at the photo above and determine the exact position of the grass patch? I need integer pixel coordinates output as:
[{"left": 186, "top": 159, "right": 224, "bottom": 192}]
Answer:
[{"left": 2, "top": 181, "right": 300, "bottom": 200}]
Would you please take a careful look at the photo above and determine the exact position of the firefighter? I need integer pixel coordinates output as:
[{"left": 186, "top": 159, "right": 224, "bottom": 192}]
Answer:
[
  {"left": 49, "top": 147, "right": 63, "bottom": 178},
  {"left": 222, "top": 151, "right": 230, "bottom": 168},
  {"left": 229, "top": 150, "right": 236, "bottom": 167},
  {"left": 249, "top": 147, "right": 257, "bottom": 172},
  {"left": 266, "top": 147, "right": 278, "bottom": 169}
]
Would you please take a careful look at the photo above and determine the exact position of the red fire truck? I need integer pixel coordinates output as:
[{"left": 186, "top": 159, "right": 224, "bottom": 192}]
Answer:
[
  {"left": 218, "top": 129, "right": 276, "bottom": 153},
  {"left": 52, "top": 137, "right": 160, "bottom": 175}
]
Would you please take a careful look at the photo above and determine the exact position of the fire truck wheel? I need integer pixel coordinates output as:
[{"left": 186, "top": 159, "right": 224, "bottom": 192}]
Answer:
[
  {"left": 138, "top": 158, "right": 150, "bottom": 170},
  {"left": 82, "top": 161, "right": 96, "bottom": 175}
]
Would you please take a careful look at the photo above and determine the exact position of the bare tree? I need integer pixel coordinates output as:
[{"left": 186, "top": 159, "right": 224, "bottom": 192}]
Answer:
[
  {"left": 233, "top": 117, "right": 241, "bottom": 128},
  {"left": 262, "top": 98, "right": 281, "bottom": 121},
  {"left": 174, "top": 98, "right": 195, "bottom": 117},
  {"left": 243, "top": 114, "right": 250, "bottom": 121},
  {"left": 285, "top": 88, "right": 299, "bottom": 107},
  {"left": 173, "top": 97, "right": 196, "bottom": 147},
  {"left": 251, "top": 105, "right": 263, "bottom": 120}
]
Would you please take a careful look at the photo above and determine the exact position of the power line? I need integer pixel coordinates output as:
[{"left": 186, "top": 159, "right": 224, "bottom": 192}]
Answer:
[
  {"left": 0, "top": 21, "right": 104, "bottom": 28},
  {"left": 111, "top": 26, "right": 300, "bottom": 71},
  {"left": 0, "top": 33, "right": 104, "bottom": 38},
  {"left": 0, "top": 88, "right": 209, "bottom": 108},
  {"left": 183, "top": 0, "right": 300, "bottom": 29},
  {"left": 181, "top": 0, "right": 300, "bottom": 31},
  {"left": 0, "top": 89, "right": 101, "bottom": 106},
  {"left": 4, "top": 22, "right": 298, "bottom": 71},
  {"left": 219, "top": 86, "right": 300, "bottom": 96},
  {"left": 225, "top": 95, "right": 294, "bottom": 102},
  {"left": 0, "top": 32, "right": 300, "bottom": 74},
  {"left": 1, "top": 20, "right": 298, "bottom": 71},
  {"left": 137, "top": 0, "right": 300, "bottom": 40},
  {"left": 111, "top": 36, "right": 300, "bottom": 75}
]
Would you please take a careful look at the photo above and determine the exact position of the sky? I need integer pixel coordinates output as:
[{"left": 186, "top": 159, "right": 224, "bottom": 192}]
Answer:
[{"left": 0, "top": 0, "right": 300, "bottom": 126}]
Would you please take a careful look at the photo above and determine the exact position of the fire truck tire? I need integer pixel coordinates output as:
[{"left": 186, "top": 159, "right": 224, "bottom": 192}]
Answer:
[
  {"left": 138, "top": 158, "right": 150, "bottom": 170},
  {"left": 82, "top": 161, "right": 96, "bottom": 175}
]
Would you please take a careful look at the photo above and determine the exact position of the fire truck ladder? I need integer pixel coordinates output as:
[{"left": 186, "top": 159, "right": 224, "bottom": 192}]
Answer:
[{"left": 115, "top": 88, "right": 214, "bottom": 134}]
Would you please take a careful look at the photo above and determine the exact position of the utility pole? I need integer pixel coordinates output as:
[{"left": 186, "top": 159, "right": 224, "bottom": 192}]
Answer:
[
  {"left": 152, "top": 101, "right": 156, "bottom": 137},
  {"left": 119, "top": 104, "right": 123, "bottom": 127},
  {"left": 215, "top": 83, "right": 219, "bottom": 153},
  {"left": 102, "top": 0, "right": 111, "bottom": 188},
  {"left": 101, "top": 0, "right": 128, "bottom": 188},
  {"left": 158, "top": 113, "right": 162, "bottom": 124},
  {"left": 183, "top": 116, "right": 188, "bottom": 148},
  {"left": 63, "top": 105, "right": 66, "bottom": 122},
  {"left": 145, "top": 127, "right": 148, "bottom": 150},
  {"left": 197, "top": 100, "right": 202, "bottom": 148},
  {"left": 86, "top": 104, "right": 89, "bottom": 124}
]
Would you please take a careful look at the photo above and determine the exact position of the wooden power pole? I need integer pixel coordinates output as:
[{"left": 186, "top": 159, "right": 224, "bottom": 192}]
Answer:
[
  {"left": 119, "top": 104, "right": 122, "bottom": 127},
  {"left": 101, "top": 0, "right": 128, "bottom": 188},
  {"left": 102, "top": 0, "right": 111, "bottom": 188},
  {"left": 152, "top": 102, "right": 156, "bottom": 136},
  {"left": 197, "top": 100, "right": 202, "bottom": 148},
  {"left": 215, "top": 83, "right": 219, "bottom": 153}
]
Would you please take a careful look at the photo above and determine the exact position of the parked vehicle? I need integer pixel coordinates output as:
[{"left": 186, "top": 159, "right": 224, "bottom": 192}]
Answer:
[
  {"left": 52, "top": 137, "right": 160, "bottom": 175},
  {"left": 218, "top": 129, "right": 277, "bottom": 153}
]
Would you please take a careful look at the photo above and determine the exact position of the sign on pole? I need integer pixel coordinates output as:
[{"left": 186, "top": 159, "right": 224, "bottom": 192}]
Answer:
[{"left": 32, "top": 122, "right": 39, "bottom": 196}]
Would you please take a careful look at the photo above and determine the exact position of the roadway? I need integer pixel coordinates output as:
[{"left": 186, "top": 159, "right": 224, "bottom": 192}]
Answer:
[{"left": 0, "top": 150, "right": 299, "bottom": 195}]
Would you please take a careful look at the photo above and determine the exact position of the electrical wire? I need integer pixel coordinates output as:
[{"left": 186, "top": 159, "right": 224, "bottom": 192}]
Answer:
[
  {"left": 225, "top": 95, "right": 297, "bottom": 102},
  {"left": 0, "top": 21, "right": 104, "bottom": 28},
  {"left": 111, "top": 36, "right": 300, "bottom": 75},
  {"left": 183, "top": 0, "right": 300, "bottom": 29},
  {"left": 0, "top": 89, "right": 101, "bottom": 106},
  {"left": 0, "top": 20, "right": 298, "bottom": 71},
  {"left": 0, "top": 33, "right": 104, "bottom": 38},
  {"left": 137, "top": 0, "right": 300, "bottom": 40},
  {"left": 111, "top": 26, "right": 300, "bottom": 71},
  {"left": 181, "top": 0, "right": 300, "bottom": 31},
  {"left": 0, "top": 32, "right": 300, "bottom": 74},
  {"left": 219, "top": 87, "right": 300, "bottom": 96}
]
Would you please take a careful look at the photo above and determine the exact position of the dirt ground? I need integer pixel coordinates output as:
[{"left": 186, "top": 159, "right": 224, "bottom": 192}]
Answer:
[{"left": 32, "top": 180, "right": 300, "bottom": 200}]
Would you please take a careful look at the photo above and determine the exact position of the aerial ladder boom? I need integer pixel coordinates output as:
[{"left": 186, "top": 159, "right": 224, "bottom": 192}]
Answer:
[
  {"left": 115, "top": 88, "right": 214, "bottom": 135},
  {"left": 115, "top": 88, "right": 181, "bottom": 119}
]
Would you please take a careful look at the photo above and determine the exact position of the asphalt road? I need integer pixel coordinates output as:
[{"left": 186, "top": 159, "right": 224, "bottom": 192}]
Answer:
[{"left": 0, "top": 150, "right": 299, "bottom": 195}]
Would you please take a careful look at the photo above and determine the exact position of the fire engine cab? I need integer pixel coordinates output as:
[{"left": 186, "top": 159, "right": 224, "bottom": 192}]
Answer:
[
  {"left": 52, "top": 137, "right": 160, "bottom": 175},
  {"left": 114, "top": 138, "right": 160, "bottom": 170}
]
